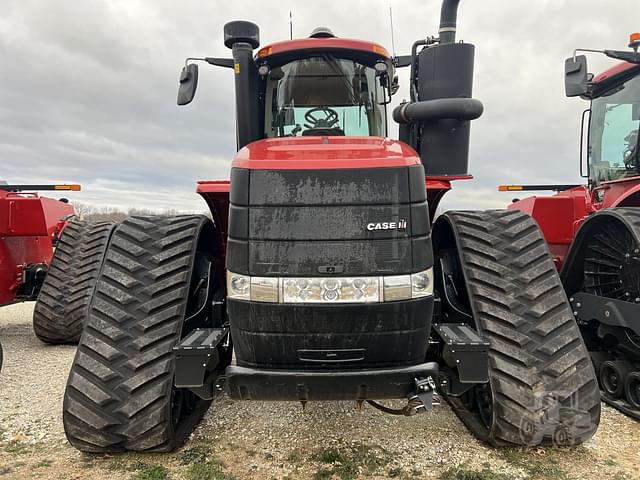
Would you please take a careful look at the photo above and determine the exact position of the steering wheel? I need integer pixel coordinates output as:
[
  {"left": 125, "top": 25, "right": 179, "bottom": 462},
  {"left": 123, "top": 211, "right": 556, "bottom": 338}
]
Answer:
[{"left": 304, "top": 107, "right": 340, "bottom": 130}]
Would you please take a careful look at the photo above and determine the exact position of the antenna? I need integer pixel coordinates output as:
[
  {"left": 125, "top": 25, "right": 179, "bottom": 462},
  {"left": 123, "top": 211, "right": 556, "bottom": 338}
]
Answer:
[
  {"left": 389, "top": 6, "right": 396, "bottom": 57},
  {"left": 289, "top": 11, "right": 293, "bottom": 40}
]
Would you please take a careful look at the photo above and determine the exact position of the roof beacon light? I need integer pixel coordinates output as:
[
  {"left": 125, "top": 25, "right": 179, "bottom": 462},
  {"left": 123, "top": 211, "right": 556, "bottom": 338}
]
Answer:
[
  {"left": 630, "top": 32, "right": 640, "bottom": 52},
  {"left": 309, "top": 27, "right": 336, "bottom": 39}
]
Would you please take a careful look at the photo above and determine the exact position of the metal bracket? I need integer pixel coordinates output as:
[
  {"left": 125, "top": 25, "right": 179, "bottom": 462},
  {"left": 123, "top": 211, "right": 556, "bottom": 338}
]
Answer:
[
  {"left": 433, "top": 323, "right": 490, "bottom": 383},
  {"left": 173, "top": 327, "right": 229, "bottom": 399}
]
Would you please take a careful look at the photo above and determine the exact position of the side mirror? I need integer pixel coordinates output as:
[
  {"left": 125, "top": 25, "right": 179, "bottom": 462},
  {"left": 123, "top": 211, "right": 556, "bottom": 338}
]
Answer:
[
  {"left": 565, "top": 55, "right": 589, "bottom": 97},
  {"left": 177, "top": 64, "right": 199, "bottom": 106}
]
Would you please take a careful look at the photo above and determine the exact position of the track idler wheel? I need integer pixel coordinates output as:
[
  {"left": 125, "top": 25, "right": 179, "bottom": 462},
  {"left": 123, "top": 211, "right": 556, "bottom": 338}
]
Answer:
[
  {"left": 600, "top": 360, "right": 634, "bottom": 398},
  {"left": 624, "top": 372, "right": 640, "bottom": 409}
]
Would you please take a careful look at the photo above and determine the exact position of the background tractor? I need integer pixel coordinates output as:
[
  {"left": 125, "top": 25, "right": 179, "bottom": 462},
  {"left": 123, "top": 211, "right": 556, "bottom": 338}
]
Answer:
[
  {"left": 502, "top": 35, "right": 640, "bottom": 419},
  {"left": 0, "top": 183, "right": 80, "bottom": 369},
  {"left": 56, "top": 0, "right": 600, "bottom": 453}
]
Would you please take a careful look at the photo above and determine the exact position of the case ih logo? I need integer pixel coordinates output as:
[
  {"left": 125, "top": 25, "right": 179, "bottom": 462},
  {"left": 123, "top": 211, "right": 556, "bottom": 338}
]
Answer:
[{"left": 366, "top": 220, "right": 408, "bottom": 231}]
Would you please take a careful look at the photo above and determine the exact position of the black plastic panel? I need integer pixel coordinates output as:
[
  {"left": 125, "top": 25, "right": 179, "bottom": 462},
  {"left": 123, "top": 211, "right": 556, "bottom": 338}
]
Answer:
[
  {"left": 228, "top": 204, "right": 249, "bottom": 239},
  {"left": 229, "top": 296, "right": 434, "bottom": 369},
  {"left": 227, "top": 165, "right": 433, "bottom": 276},
  {"left": 226, "top": 238, "right": 249, "bottom": 274},
  {"left": 248, "top": 238, "right": 415, "bottom": 275},
  {"left": 230, "top": 168, "right": 249, "bottom": 206},
  {"left": 246, "top": 165, "right": 425, "bottom": 205},
  {"left": 247, "top": 205, "right": 414, "bottom": 240}
]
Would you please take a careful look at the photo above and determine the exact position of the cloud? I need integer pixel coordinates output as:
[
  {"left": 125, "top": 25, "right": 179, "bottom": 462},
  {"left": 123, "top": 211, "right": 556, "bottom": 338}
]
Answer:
[{"left": 0, "top": 0, "right": 637, "bottom": 212}]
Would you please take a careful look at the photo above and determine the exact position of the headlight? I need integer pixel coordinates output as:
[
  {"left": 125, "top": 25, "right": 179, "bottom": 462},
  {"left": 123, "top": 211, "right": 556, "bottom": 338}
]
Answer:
[
  {"left": 251, "top": 276, "right": 279, "bottom": 303},
  {"left": 411, "top": 268, "right": 433, "bottom": 298},
  {"left": 283, "top": 276, "right": 380, "bottom": 303},
  {"left": 227, "top": 273, "right": 250, "bottom": 300},
  {"left": 226, "top": 268, "right": 433, "bottom": 304},
  {"left": 382, "top": 275, "right": 412, "bottom": 302}
]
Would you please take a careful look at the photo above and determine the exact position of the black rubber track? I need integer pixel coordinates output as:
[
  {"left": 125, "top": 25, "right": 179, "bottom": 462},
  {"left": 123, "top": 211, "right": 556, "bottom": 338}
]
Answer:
[
  {"left": 33, "top": 220, "right": 116, "bottom": 344},
  {"left": 63, "top": 215, "right": 213, "bottom": 452},
  {"left": 435, "top": 210, "right": 601, "bottom": 446}
]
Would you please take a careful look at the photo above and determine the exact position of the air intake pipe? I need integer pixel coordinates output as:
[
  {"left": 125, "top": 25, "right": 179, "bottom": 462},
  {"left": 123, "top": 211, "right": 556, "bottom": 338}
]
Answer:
[
  {"left": 224, "top": 21, "right": 263, "bottom": 151},
  {"left": 394, "top": 98, "right": 483, "bottom": 124},
  {"left": 394, "top": 0, "right": 482, "bottom": 177}
]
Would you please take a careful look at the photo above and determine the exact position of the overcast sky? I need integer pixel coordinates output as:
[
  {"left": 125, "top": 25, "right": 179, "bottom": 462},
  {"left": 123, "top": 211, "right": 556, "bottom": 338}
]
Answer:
[{"left": 1, "top": 0, "right": 638, "bottom": 213}]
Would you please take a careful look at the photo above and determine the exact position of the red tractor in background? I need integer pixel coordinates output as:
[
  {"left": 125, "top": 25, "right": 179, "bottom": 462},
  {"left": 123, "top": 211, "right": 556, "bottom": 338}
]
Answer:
[
  {"left": 51, "top": 0, "right": 600, "bottom": 453},
  {"left": 0, "top": 183, "right": 78, "bottom": 369},
  {"left": 503, "top": 34, "right": 640, "bottom": 419}
]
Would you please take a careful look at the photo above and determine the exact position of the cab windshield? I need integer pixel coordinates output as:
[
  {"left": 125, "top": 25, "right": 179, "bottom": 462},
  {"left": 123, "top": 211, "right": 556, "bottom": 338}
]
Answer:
[
  {"left": 264, "top": 55, "right": 387, "bottom": 138},
  {"left": 589, "top": 74, "right": 640, "bottom": 185}
]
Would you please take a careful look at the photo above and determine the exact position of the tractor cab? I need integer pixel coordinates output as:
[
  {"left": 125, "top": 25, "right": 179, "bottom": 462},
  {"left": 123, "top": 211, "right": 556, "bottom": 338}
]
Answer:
[
  {"left": 564, "top": 33, "right": 640, "bottom": 188},
  {"left": 178, "top": 24, "right": 396, "bottom": 149},
  {"left": 258, "top": 30, "right": 393, "bottom": 139},
  {"left": 586, "top": 67, "right": 640, "bottom": 186}
]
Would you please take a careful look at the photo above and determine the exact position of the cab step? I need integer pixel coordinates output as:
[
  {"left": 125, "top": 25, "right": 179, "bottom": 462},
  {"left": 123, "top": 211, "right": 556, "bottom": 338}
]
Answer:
[
  {"left": 433, "top": 323, "right": 490, "bottom": 384},
  {"left": 174, "top": 327, "right": 229, "bottom": 399}
]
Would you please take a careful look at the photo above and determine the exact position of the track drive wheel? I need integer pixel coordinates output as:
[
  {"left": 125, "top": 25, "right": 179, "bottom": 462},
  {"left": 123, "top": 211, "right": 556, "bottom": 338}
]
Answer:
[
  {"left": 63, "top": 215, "right": 220, "bottom": 452},
  {"left": 434, "top": 210, "right": 601, "bottom": 446},
  {"left": 625, "top": 372, "right": 640, "bottom": 409},
  {"left": 33, "top": 220, "right": 116, "bottom": 344},
  {"left": 600, "top": 361, "right": 633, "bottom": 398}
]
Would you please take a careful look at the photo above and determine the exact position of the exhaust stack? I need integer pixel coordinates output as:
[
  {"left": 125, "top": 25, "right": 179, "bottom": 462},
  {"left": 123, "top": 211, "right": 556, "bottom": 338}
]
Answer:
[
  {"left": 395, "top": 0, "right": 482, "bottom": 177},
  {"left": 439, "top": 0, "right": 460, "bottom": 44}
]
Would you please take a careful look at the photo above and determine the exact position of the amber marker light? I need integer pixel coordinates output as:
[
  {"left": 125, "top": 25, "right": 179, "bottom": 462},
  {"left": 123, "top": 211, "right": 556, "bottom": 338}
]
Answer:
[
  {"left": 257, "top": 47, "right": 272, "bottom": 58},
  {"left": 54, "top": 184, "right": 81, "bottom": 191},
  {"left": 498, "top": 185, "right": 523, "bottom": 192}
]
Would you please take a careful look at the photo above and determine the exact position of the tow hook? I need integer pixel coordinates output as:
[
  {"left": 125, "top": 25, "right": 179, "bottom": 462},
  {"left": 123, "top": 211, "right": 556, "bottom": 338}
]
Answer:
[
  {"left": 365, "top": 375, "right": 439, "bottom": 416},
  {"left": 409, "top": 376, "right": 439, "bottom": 414}
]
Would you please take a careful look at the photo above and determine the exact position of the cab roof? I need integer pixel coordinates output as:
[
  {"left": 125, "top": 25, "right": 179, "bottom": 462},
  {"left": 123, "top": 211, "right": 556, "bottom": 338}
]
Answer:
[
  {"left": 593, "top": 62, "right": 639, "bottom": 84},
  {"left": 591, "top": 61, "right": 640, "bottom": 98},
  {"left": 256, "top": 37, "right": 392, "bottom": 68}
]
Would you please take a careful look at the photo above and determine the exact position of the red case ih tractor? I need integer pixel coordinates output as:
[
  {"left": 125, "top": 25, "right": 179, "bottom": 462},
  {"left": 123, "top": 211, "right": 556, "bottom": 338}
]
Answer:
[
  {"left": 503, "top": 34, "right": 640, "bottom": 420},
  {"left": 0, "top": 183, "right": 79, "bottom": 369},
  {"left": 55, "top": 0, "right": 600, "bottom": 453}
]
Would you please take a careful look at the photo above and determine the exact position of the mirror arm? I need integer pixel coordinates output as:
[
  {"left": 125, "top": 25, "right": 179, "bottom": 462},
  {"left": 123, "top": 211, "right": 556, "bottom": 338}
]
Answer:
[
  {"left": 572, "top": 48, "right": 604, "bottom": 60},
  {"left": 394, "top": 55, "right": 412, "bottom": 68},
  {"left": 603, "top": 50, "right": 640, "bottom": 64},
  {"left": 205, "top": 57, "right": 235, "bottom": 68},
  {"left": 572, "top": 47, "right": 640, "bottom": 65},
  {"left": 184, "top": 57, "right": 234, "bottom": 69}
]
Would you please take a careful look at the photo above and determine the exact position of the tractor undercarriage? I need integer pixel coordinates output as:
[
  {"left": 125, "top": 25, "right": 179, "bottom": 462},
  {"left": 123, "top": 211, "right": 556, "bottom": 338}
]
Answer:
[
  {"left": 55, "top": 209, "right": 600, "bottom": 452},
  {"left": 564, "top": 208, "right": 640, "bottom": 420}
]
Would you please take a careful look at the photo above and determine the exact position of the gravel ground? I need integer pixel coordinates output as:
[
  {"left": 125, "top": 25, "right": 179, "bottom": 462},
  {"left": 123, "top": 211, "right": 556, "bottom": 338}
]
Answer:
[{"left": 0, "top": 302, "right": 638, "bottom": 480}]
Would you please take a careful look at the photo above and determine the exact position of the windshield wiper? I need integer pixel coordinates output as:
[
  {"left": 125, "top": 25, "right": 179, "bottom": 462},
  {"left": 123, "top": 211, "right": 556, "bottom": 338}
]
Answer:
[{"left": 322, "top": 54, "right": 358, "bottom": 106}]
